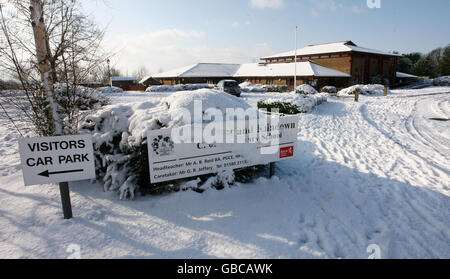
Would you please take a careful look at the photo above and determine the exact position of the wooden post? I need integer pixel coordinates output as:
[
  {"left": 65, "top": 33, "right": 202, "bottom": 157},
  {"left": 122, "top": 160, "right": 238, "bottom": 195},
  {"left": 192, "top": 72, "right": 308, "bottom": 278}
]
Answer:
[
  {"left": 384, "top": 85, "right": 389, "bottom": 96},
  {"left": 354, "top": 88, "right": 360, "bottom": 102},
  {"left": 269, "top": 162, "right": 276, "bottom": 178}
]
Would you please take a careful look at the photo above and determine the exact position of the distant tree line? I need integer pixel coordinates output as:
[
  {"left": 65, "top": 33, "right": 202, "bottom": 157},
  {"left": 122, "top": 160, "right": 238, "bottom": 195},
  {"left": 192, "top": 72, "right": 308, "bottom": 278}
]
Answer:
[{"left": 397, "top": 45, "right": 450, "bottom": 78}]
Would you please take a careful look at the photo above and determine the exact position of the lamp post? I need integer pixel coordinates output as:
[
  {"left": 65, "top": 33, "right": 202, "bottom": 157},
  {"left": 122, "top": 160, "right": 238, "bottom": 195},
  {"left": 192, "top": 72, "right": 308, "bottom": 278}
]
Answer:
[
  {"left": 294, "top": 26, "right": 298, "bottom": 90},
  {"left": 107, "top": 58, "right": 111, "bottom": 87}
]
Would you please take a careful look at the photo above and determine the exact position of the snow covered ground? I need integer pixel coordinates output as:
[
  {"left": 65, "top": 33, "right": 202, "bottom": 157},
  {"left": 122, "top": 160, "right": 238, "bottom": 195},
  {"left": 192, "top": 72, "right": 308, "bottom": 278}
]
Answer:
[{"left": 0, "top": 87, "right": 449, "bottom": 258}]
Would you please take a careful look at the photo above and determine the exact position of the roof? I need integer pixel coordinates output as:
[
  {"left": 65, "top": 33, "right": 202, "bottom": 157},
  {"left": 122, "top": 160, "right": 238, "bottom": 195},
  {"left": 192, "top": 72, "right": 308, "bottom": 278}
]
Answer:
[
  {"left": 111, "top": 77, "right": 137, "bottom": 81},
  {"left": 152, "top": 63, "right": 241, "bottom": 78},
  {"left": 396, "top": 72, "right": 419, "bottom": 78},
  {"left": 150, "top": 62, "right": 350, "bottom": 79},
  {"left": 234, "top": 61, "right": 351, "bottom": 78},
  {"left": 261, "top": 41, "right": 401, "bottom": 59}
]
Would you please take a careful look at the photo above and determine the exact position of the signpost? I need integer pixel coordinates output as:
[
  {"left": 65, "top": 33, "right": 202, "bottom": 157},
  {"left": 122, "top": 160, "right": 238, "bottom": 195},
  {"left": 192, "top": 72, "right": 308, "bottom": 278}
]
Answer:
[
  {"left": 147, "top": 115, "right": 299, "bottom": 184},
  {"left": 19, "top": 134, "right": 96, "bottom": 219}
]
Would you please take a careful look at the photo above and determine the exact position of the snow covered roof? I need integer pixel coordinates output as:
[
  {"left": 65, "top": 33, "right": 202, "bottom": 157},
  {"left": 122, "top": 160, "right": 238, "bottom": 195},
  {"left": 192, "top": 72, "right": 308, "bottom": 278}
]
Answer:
[
  {"left": 152, "top": 63, "right": 241, "bottom": 78},
  {"left": 234, "top": 61, "right": 351, "bottom": 78},
  {"left": 151, "top": 62, "right": 350, "bottom": 79},
  {"left": 261, "top": 41, "right": 401, "bottom": 59},
  {"left": 396, "top": 72, "right": 419, "bottom": 78},
  {"left": 111, "top": 77, "right": 137, "bottom": 81}
]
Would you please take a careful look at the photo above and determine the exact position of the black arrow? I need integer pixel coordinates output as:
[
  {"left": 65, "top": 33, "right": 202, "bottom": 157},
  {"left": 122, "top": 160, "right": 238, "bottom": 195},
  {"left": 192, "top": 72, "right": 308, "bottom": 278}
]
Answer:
[{"left": 38, "top": 169, "right": 84, "bottom": 178}]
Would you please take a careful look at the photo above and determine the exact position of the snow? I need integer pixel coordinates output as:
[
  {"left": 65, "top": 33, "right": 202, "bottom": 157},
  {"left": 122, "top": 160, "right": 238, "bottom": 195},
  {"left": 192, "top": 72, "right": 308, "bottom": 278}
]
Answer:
[
  {"left": 146, "top": 84, "right": 214, "bottom": 92},
  {"left": 153, "top": 63, "right": 241, "bottom": 78},
  {"left": 337, "top": 84, "right": 385, "bottom": 97},
  {"left": 321, "top": 86, "right": 338, "bottom": 94},
  {"left": 0, "top": 87, "right": 449, "bottom": 258},
  {"left": 258, "top": 92, "right": 328, "bottom": 113},
  {"left": 262, "top": 41, "right": 400, "bottom": 60},
  {"left": 239, "top": 82, "right": 268, "bottom": 93},
  {"left": 95, "top": 86, "right": 124, "bottom": 94},
  {"left": 151, "top": 62, "right": 350, "bottom": 80},
  {"left": 397, "top": 72, "right": 419, "bottom": 79},
  {"left": 234, "top": 62, "right": 350, "bottom": 78},
  {"left": 433, "top": 76, "right": 450, "bottom": 86},
  {"left": 296, "top": 84, "right": 318, "bottom": 95},
  {"left": 111, "top": 77, "right": 137, "bottom": 82}
]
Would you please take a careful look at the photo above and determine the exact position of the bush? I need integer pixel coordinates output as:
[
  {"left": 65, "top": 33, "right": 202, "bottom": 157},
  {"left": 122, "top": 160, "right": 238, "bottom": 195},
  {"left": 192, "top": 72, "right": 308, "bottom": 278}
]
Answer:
[
  {"left": 146, "top": 84, "right": 213, "bottom": 92},
  {"left": 320, "top": 86, "right": 337, "bottom": 94},
  {"left": 433, "top": 76, "right": 450, "bottom": 86},
  {"left": 95, "top": 86, "right": 124, "bottom": 94},
  {"left": 257, "top": 101, "right": 301, "bottom": 114},
  {"left": 80, "top": 89, "right": 254, "bottom": 199},
  {"left": 337, "top": 84, "right": 384, "bottom": 97},
  {"left": 267, "top": 85, "right": 289, "bottom": 93},
  {"left": 257, "top": 92, "right": 327, "bottom": 114},
  {"left": 295, "top": 84, "right": 318, "bottom": 95},
  {"left": 239, "top": 82, "right": 268, "bottom": 93}
]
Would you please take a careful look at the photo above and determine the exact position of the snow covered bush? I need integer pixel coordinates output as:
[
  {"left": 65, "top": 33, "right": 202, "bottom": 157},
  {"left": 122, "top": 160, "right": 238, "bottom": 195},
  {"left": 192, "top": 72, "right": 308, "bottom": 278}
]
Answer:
[
  {"left": 267, "top": 85, "right": 289, "bottom": 93},
  {"left": 295, "top": 84, "right": 318, "bottom": 95},
  {"left": 95, "top": 86, "right": 124, "bottom": 94},
  {"left": 80, "top": 89, "right": 253, "bottom": 198},
  {"left": 146, "top": 84, "right": 213, "bottom": 92},
  {"left": 257, "top": 92, "right": 328, "bottom": 114},
  {"left": 320, "top": 86, "right": 337, "bottom": 94},
  {"left": 433, "top": 76, "right": 450, "bottom": 86},
  {"left": 239, "top": 82, "right": 268, "bottom": 93},
  {"left": 337, "top": 84, "right": 385, "bottom": 97}
]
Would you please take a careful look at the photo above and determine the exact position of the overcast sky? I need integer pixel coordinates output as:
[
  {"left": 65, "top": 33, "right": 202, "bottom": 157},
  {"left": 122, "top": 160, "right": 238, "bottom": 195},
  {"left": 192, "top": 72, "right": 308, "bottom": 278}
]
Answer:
[{"left": 82, "top": 0, "right": 450, "bottom": 76}]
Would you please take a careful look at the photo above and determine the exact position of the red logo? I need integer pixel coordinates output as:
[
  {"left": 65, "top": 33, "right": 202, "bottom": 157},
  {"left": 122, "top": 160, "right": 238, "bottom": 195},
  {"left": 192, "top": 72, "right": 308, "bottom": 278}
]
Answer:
[{"left": 280, "top": 146, "right": 294, "bottom": 159}]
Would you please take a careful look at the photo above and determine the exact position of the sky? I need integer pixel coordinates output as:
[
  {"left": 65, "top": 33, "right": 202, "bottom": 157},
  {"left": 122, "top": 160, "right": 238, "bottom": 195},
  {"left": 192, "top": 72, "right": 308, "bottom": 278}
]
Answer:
[{"left": 81, "top": 0, "right": 450, "bottom": 76}]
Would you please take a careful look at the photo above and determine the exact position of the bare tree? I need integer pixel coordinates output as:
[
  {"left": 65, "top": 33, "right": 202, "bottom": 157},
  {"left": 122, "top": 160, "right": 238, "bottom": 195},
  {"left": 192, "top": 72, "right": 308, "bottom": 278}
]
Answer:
[
  {"left": 133, "top": 66, "right": 149, "bottom": 82},
  {"left": 0, "top": 0, "right": 109, "bottom": 136}
]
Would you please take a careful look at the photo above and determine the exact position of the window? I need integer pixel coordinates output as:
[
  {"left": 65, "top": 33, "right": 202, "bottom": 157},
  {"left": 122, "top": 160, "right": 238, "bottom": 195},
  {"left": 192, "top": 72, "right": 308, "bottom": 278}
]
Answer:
[
  {"left": 301, "top": 57, "right": 309, "bottom": 60},
  {"left": 320, "top": 55, "right": 330, "bottom": 59},
  {"left": 331, "top": 54, "right": 340, "bottom": 58},
  {"left": 311, "top": 56, "right": 319, "bottom": 59},
  {"left": 341, "top": 54, "right": 349, "bottom": 57}
]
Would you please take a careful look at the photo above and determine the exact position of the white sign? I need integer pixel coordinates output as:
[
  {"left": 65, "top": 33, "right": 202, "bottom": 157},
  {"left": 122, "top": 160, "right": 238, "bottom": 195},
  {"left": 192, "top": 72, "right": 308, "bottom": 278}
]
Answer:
[
  {"left": 147, "top": 115, "right": 298, "bottom": 183},
  {"left": 19, "top": 134, "right": 96, "bottom": 186}
]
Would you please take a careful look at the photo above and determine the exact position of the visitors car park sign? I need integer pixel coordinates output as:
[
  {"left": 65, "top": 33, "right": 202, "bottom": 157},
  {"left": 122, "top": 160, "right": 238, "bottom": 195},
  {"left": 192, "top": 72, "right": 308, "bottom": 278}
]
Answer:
[
  {"left": 147, "top": 115, "right": 298, "bottom": 183},
  {"left": 19, "top": 134, "right": 96, "bottom": 186}
]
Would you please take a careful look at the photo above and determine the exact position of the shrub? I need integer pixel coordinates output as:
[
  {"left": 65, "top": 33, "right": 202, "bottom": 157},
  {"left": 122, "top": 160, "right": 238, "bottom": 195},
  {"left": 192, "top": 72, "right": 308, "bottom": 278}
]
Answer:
[
  {"left": 80, "top": 89, "right": 254, "bottom": 199},
  {"left": 257, "top": 92, "right": 327, "bottom": 114},
  {"left": 295, "top": 84, "right": 318, "bottom": 95},
  {"left": 257, "top": 101, "right": 301, "bottom": 114},
  {"left": 433, "top": 76, "right": 450, "bottom": 86},
  {"left": 267, "top": 85, "right": 289, "bottom": 93},
  {"left": 320, "top": 86, "right": 337, "bottom": 94},
  {"left": 337, "top": 84, "right": 384, "bottom": 97}
]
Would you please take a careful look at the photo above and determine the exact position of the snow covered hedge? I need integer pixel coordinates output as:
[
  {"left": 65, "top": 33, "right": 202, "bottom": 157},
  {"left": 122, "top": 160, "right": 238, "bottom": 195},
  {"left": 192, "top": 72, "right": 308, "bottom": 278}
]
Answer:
[
  {"left": 95, "top": 86, "right": 124, "bottom": 94},
  {"left": 321, "top": 86, "right": 337, "bottom": 94},
  {"left": 257, "top": 92, "right": 328, "bottom": 114},
  {"left": 146, "top": 84, "right": 214, "bottom": 92},
  {"left": 433, "top": 76, "right": 450, "bottom": 86},
  {"left": 239, "top": 82, "right": 291, "bottom": 93},
  {"left": 239, "top": 82, "right": 268, "bottom": 93},
  {"left": 295, "top": 84, "right": 318, "bottom": 95},
  {"left": 337, "top": 84, "right": 384, "bottom": 97},
  {"left": 80, "top": 89, "right": 254, "bottom": 199}
]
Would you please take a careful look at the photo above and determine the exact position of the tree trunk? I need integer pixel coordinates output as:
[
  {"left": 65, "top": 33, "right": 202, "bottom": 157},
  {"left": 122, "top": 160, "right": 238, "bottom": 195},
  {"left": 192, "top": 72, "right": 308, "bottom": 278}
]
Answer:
[{"left": 29, "top": 0, "right": 62, "bottom": 135}]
